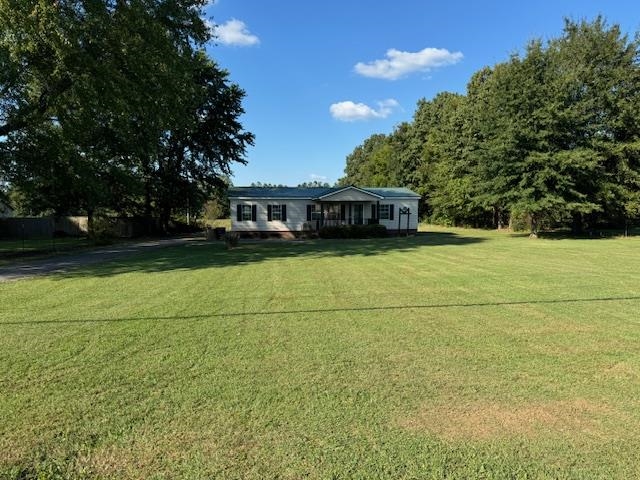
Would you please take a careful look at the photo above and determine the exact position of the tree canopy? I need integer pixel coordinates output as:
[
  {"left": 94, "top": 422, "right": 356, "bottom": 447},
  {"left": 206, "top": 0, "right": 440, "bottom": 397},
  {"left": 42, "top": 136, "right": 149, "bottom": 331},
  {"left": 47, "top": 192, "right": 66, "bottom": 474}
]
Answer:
[
  {"left": 0, "top": 0, "right": 253, "bottom": 229},
  {"left": 339, "top": 17, "right": 640, "bottom": 233}
]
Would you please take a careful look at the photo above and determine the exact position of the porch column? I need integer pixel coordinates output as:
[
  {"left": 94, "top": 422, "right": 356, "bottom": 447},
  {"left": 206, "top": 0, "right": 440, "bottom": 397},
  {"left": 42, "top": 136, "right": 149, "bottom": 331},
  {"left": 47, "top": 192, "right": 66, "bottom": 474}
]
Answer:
[
  {"left": 320, "top": 203, "right": 324, "bottom": 227},
  {"left": 376, "top": 200, "right": 380, "bottom": 221},
  {"left": 348, "top": 203, "right": 352, "bottom": 225}
]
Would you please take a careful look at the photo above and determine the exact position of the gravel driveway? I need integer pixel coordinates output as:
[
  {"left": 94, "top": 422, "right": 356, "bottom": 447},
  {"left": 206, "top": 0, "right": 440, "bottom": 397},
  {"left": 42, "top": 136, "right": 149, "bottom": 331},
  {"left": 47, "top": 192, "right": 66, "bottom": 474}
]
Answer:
[{"left": 0, "top": 237, "right": 197, "bottom": 282}]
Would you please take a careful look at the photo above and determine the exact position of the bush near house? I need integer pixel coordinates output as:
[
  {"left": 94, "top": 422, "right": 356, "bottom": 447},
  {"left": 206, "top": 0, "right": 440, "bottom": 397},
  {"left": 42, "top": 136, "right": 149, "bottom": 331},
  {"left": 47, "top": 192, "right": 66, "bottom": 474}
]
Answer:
[{"left": 224, "top": 231, "right": 240, "bottom": 248}]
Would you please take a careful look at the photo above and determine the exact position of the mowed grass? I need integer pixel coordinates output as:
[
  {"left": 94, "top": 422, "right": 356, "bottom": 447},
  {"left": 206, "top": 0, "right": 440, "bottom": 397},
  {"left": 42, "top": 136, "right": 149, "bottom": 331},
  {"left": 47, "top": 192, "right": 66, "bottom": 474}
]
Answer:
[{"left": 1, "top": 226, "right": 640, "bottom": 479}]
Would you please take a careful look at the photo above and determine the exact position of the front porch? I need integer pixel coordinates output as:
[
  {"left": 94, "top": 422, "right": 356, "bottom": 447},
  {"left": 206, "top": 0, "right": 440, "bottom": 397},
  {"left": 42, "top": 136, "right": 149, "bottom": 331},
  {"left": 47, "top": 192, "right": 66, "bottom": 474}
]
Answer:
[
  {"left": 311, "top": 201, "right": 380, "bottom": 228},
  {"left": 309, "top": 186, "right": 385, "bottom": 229}
]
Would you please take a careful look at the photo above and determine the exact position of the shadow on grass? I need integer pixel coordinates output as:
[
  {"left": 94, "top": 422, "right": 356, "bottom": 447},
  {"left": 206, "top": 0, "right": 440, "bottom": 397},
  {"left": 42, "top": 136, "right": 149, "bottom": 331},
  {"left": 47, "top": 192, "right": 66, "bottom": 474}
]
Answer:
[
  {"left": 0, "top": 238, "right": 92, "bottom": 258},
  {"left": 55, "top": 231, "right": 484, "bottom": 279},
  {"left": 5, "top": 294, "right": 640, "bottom": 326},
  {"left": 509, "top": 227, "right": 640, "bottom": 240}
]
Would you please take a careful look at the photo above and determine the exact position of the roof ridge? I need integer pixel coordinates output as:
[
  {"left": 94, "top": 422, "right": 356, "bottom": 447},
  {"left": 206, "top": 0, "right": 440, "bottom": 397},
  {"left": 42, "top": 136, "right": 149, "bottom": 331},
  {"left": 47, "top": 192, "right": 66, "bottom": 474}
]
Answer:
[{"left": 228, "top": 185, "right": 420, "bottom": 198}]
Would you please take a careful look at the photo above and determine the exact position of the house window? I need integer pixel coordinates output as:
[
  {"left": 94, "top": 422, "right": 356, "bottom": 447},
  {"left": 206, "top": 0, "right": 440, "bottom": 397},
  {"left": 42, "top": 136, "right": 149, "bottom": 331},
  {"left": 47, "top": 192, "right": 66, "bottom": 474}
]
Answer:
[
  {"left": 268, "top": 204, "right": 287, "bottom": 222},
  {"left": 326, "top": 204, "right": 340, "bottom": 221},
  {"left": 379, "top": 204, "right": 390, "bottom": 220},
  {"left": 307, "top": 204, "right": 322, "bottom": 222},
  {"left": 241, "top": 204, "right": 253, "bottom": 221},
  {"left": 271, "top": 204, "right": 282, "bottom": 220}
]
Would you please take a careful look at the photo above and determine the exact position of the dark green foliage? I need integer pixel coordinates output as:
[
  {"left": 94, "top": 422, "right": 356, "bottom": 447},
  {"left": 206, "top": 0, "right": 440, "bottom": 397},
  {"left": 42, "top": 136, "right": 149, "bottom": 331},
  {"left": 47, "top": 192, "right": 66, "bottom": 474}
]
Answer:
[
  {"left": 224, "top": 231, "right": 239, "bottom": 248},
  {"left": 0, "top": 1, "right": 252, "bottom": 232},
  {"left": 152, "top": 54, "right": 253, "bottom": 230},
  {"left": 298, "top": 181, "right": 331, "bottom": 188},
  {"left": 250, "top": 182, "right": 287, "bottom": 188},
  {"left": 87, "top": 213, "right": 115, "bottom": 245},
  {"left": 337, "top": 134, "right": 390, "bottom": 187},
  {"left": 319, "top": 224, "right": 387, "bottom": 239},
  {"left": 340, "top": 17, "right": 640, "bottom": 233}
]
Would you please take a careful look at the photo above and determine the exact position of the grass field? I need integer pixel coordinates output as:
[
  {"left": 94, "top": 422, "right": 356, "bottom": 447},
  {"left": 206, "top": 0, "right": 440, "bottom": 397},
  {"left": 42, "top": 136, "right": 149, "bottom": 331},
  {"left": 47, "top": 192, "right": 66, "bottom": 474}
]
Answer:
[{"left": 1, "top": 226, "right": 640, "bottom": 479}]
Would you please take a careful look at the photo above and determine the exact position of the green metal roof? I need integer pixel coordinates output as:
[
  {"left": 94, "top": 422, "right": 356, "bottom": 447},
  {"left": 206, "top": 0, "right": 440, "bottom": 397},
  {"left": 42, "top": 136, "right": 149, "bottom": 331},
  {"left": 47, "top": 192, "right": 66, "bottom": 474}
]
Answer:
[
  {"left": 365, "top": 187, "right": 421, "bottom": 198},
  {"left": 228, "top": 186, "right": 420, "bottom": 199}
]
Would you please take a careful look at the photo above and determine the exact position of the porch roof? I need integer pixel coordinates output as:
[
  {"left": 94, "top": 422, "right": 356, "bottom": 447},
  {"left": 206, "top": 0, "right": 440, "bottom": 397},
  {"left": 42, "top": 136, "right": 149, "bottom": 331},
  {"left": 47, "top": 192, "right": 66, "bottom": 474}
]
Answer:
[{"left": 313, "top": 186, "right": 383, "bottom": 201}]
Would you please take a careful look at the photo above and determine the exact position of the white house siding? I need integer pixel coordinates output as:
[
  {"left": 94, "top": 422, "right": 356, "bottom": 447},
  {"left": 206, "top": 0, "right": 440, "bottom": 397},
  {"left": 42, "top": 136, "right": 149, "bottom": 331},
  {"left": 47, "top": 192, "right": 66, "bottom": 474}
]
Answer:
[
  {"left": 231, "top": 197, "right": 419, "bottom": 233},
  {"left": 231, "top": 199, "right": 311, "bottom": 233},
  {"left": 377, "top": 198, "right": 419, "bottom": 231}
]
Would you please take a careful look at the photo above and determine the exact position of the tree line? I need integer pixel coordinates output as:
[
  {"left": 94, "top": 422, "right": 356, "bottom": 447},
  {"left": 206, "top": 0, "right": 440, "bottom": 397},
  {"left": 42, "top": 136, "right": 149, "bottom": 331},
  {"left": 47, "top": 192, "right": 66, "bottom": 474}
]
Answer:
[
  {"left": 0, "top": 0, "right": 253, "bottom": 232},
  {"left": 249, "top": 181, "right": 332, "bottom": 188},
  {"left": 339, "top": 18, "right": 640, "bottom": 235}
]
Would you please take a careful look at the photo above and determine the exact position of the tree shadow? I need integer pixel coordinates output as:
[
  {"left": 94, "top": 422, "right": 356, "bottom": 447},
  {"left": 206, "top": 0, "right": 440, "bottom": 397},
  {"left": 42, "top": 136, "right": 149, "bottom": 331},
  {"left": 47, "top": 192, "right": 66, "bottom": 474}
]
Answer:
[
  {"left": 54, "top": 231, "right": 485, "bottom": 279},
  {"left": 509, "top": 227, "right": 640, "bottom": 240}
]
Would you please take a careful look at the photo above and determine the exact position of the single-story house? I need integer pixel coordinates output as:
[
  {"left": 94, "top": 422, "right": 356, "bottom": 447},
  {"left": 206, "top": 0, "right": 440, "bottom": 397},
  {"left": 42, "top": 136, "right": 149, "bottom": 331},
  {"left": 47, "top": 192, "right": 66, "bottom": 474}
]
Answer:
[{"left": 228, "top": 185, "right": 420, "bottom": 236}]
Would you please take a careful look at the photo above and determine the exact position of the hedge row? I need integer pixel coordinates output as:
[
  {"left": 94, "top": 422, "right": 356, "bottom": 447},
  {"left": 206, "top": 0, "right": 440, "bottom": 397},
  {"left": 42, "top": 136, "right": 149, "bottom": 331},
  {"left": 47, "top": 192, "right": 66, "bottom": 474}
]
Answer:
[{"left": 319, "top": 224, "right": 387, "bottom": 239}]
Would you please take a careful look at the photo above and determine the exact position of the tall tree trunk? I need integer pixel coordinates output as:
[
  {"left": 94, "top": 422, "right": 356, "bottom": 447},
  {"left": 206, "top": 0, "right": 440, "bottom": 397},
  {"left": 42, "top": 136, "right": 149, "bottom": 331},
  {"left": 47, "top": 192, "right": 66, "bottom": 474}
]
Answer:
[
  {"left": 143, "top": 173, "right": 153, "bottom": 235},
  {"left": 87, "top": 207, "right": 94, "bottom": 237},
  {"left": 160, "top": 203, "right": 171, "bottom": 234},
  {"left": 529, "top": 214, "right": 538, "bottom": 238},
  {"left": 625, "top": 217, "right": 629, "bottom": 238},
  {"left": 493, "top": 206, "right": 504, "bottom": 230},
  {"left": 571, "top": 212, "right": 583, "bottom": 234}
]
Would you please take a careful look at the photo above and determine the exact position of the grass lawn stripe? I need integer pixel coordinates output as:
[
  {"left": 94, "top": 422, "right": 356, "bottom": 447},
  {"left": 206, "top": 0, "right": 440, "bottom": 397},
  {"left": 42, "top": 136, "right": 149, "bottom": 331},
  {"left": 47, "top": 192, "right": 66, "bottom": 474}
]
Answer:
[{"left": 2, "top": 226, "right": 640, "bottom": 478}]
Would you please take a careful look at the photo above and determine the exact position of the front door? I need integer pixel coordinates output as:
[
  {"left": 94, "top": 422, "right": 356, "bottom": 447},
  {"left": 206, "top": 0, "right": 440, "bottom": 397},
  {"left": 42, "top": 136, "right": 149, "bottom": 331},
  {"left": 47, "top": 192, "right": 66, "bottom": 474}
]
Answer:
[{"left": 353, "top": 204, "right": 364, "bottom": 225}]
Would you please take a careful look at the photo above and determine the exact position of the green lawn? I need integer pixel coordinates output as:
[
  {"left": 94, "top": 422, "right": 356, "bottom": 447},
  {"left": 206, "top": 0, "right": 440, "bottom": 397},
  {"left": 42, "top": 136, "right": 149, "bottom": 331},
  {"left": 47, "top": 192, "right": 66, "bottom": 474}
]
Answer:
[{"left": 1, "top": 226, "right": 640, "bottom": 479}]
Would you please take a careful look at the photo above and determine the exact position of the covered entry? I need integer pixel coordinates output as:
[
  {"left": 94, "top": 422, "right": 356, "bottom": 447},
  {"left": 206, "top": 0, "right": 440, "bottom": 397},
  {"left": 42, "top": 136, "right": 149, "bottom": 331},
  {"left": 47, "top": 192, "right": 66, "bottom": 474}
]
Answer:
[{"left": 311, "top": 186, "right": 385, "bottom": 227}]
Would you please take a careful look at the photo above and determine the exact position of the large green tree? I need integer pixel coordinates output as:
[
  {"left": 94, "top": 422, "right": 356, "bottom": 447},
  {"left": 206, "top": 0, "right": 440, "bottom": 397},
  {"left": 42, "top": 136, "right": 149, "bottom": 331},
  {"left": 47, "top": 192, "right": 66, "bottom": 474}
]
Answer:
[
  {"left": 338, "top": 133, "right": 389, "bottom": 186},
  {"left": 478, "top": 18, "right": 640, "bottom": 234},
  {"left": 1, "top": 0, "right": 251, "bottom": 229},
  {"left": 339, "top": 17, "right": 640, "bottom": 234},
  {"left": 419, "top": 92, "right": 478, "bottom": 225},
  {"left": 153, "top": 53, "right": 254, "bottom": 229},
  {"left": 549, "top": 17, "right": 640, "bottom": 231}
]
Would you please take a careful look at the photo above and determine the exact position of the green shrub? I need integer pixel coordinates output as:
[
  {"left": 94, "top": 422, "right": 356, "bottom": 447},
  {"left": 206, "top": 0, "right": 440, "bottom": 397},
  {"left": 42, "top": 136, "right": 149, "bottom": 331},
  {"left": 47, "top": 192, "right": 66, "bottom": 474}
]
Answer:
[
  {"left": 167, "top": 220, "right": 203, "bottom": 234},
  {"left": 318, "top": 225, "right": 345, "bottom": 239},
  {"left": 224, "top": 231, "right": 239, "bottom": 249},
  {"left": 301, "top": 222, "right": 317, "bottom": 239},
  {"left": 319, "top": 224, "right": 387, "bottom": 239},
  {"left": 88, "top": 214, "right": 114, "bottom": 245}
]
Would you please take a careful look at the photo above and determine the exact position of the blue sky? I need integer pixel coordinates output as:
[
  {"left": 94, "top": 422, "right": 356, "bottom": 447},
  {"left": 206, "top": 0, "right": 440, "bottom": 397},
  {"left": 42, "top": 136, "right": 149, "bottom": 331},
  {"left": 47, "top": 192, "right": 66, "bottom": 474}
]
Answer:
[{"left": 204, "top": 1, "right": 640, "bottom": 187}]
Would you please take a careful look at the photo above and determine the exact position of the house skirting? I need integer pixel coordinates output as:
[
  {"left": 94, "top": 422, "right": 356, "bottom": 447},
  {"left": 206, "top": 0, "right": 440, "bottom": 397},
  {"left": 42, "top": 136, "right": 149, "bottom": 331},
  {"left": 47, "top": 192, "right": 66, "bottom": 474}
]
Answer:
[
  {"left": 386, "top": 229, "right": 418, "bottom": 236},
  {"left": 237, "top": 230, "right": 300, "bottom": 239},
  {"left": 236, "top": 229, "right": 418, "bottom": 239}
]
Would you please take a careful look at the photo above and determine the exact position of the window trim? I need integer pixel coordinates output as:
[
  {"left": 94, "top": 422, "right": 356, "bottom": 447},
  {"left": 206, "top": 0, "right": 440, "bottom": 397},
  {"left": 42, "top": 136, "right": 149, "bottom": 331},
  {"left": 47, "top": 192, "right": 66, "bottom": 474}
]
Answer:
[
  {"left": 241, "top": 204, "right": 253, "bottom": 221},
  {"left": 268, "top": 203, "right": 287, "bottom": 222},
  {"left": 270, "top": 204, "right": 282, "bottom": 221},
  {"left": 378, "top": 204, "right": 390, "bottom": 220},
  {"left": 310, "top": 204, "right": 321, "bottom": 220}
]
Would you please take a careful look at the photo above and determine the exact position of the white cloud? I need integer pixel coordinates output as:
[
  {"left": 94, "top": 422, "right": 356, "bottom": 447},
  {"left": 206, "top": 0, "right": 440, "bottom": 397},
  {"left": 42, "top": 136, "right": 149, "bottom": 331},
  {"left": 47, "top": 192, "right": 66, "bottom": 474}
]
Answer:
[
  {"left": 212, "top": 19, "right": 260, "bottom": 46},
  {"left": 310, "top": 174, "right": 328, "bottom": 181},
  {"left": 354, "top": 47, "right": 463, "bottom": 80},
  {"left": 329, "top": 99, "right": 399, "bottom": 122}
]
